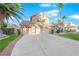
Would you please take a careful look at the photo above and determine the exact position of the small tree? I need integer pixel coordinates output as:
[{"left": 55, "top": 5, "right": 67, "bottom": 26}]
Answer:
[
  {"left": 1, "top": 22, "right": 7, "bottom": 34},
  {"left": 1, "top": 22, "right": 7, "bottom": 29}
]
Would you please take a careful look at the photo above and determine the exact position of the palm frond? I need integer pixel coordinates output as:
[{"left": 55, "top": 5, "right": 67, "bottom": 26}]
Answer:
[{"left": 0, "top": 3, "right": 24, "bottom": 24}]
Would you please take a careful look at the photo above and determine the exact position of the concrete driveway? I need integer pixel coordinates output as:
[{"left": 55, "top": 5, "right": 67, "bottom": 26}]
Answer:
[{"left": 11, "top": 30, "right": 79, "bottom": 56}]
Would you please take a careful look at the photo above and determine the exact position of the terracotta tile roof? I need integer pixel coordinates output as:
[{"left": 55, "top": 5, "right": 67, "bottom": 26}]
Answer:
[
  {"left": 20, "top": 21, "right": 41, "bottom": 28},
  {"left": 30, "top": 12, "right": 49, "bottom": 22}
]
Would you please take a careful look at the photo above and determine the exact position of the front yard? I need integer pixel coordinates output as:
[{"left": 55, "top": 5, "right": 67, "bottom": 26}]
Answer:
[
  {"left": 0, "top": 34, "right": 19, "bottom": 52},
  {"left": 59, "top": 33, "right": 79, "bottom": 41}
]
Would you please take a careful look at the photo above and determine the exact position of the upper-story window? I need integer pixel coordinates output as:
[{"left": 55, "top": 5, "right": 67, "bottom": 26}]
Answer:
[
  {"left": 37, "top": 19, "right": 40, "bottom": 22},
  {"left": 37, "top": 19, "right": 45, "bottom": 23}
]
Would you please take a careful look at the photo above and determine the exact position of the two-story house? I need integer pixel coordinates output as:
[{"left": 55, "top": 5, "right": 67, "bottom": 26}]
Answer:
[{"left": 30, "top": 12, "right": 50, "bottom": 28}]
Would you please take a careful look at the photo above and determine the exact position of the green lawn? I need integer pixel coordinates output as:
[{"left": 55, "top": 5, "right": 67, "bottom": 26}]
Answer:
[
  {"left": 0, "top": 34, "right": 19, "bottom": 52},
  {"left": 60, "top": 33, "right": 79, "bottom": 41}
]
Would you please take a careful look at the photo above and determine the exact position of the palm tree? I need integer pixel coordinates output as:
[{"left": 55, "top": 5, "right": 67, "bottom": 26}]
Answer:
[
  {"left": 57, "top": 3, "right": 64, "bottom": 24},
  {"left": 62, "top": 15, "right": 67, "bottom": 22},
  {"left": 55, "top": 3, "right": 64, "bottom": 32},
  {"left": 62, "top": 15, "right": 68, "bottom": 30},
  {"left": 59, "top": 3, "right": 64, "bottom": 19},
  {"left": 0, "top": 3, "right": 24, "bottom": 24},
  {"left": 0, "top": 3, "right": 24, "bottom": 37}
]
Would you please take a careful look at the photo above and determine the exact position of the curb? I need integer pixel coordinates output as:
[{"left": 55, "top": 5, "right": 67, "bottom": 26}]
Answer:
[{"left": 0, "top": 34, "right": 23, "bottom": 56}]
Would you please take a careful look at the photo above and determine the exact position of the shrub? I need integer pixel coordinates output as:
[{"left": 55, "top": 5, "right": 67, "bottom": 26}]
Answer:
[
  {"left": 70, "top": 29, "right": 76, "bottom": 32},
  {"left": 1, "top": 28, "right": 14, "bottom": 35},
  {"left": 56, "top": 29, "right": 61, "bottom": 33},
  {"left": 17, "top": 29, "right": 21, "bottom": 35},
  {"left": 50, "top": 30, "right": 55, "bottom": 34}
]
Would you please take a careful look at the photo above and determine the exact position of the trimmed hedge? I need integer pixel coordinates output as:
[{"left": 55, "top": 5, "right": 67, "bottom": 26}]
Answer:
[{"left": 1, "top": 28, "right": 15, "bottom": 35}]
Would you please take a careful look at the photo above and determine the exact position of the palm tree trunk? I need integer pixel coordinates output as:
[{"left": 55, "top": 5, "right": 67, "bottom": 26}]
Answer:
[
  {"left": 0, "top": 19, "right": 3, "bottom": 38},
  {"left": 59, "top": 8, "right": 62, "bottom": 20},
  {"left": 0, "top": 13, "right": 5, "bottom": 24},
  {"left": 0, "top": 19, "right": 4, "bottom": 24}
]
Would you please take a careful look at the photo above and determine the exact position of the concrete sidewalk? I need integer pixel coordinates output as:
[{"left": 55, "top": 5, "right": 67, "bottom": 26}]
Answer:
[{"left": 11, "top": 31, "right": 79, "bottom": 56}]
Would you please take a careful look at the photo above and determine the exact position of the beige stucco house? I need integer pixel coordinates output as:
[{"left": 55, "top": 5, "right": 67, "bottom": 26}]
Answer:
[
  {"left": 20, "top": 12, "right": 52, "bottom": 35},
  {"left": 28, "top": 24, "right": 41, "bottom": 35},
  {"left": 63, "top": 22, "right": 79, "bottom": 32},
  {"left": 55, "top": 22, "right": 79, "bottom": 32},
  {"left": 30, "top": 12, "right": 50, "bottom": 28},
  {"left": 7, "top": 24, "right": 20, "bottom": 34},
  {"left": 20, "top": 21, "right": 41, "bottom": 35}
]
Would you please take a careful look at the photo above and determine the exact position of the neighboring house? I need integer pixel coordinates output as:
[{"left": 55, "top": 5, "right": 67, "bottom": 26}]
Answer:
[
  {"left": 20, "top": 21, "right": 41, "bottom": 35},
  {"left": 55, "top": 22, "right": 79, "bottom": 32},
  {"left": 77, "top": 26, "right": 79, "bottom": 29},
  {"left": 7, "top": 24, "right": 20, "bottom": 34},
  {"left": 63, "top": 22, "right": 79, "bottom": 32}
]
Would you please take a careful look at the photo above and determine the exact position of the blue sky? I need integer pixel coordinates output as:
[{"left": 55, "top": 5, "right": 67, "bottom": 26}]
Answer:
[{"left": 9, "top": 3, "right": 79, "bottom": 26}]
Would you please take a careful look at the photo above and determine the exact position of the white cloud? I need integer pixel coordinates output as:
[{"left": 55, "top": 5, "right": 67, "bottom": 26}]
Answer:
[
  {"left": 45, "top": 9, "right": 59, "bottom": 17},
  {"left": 53, "top": 4, "right": 57, "bottom": 8},
  {"left": 69, "top": 14, "right": 79, "bottom": 19},
  {"left": 39, "top": 3, "right": 51, "bottom": 7},
  {"left": 54, "top": 18, "right": 58, "bottom": 20}
]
